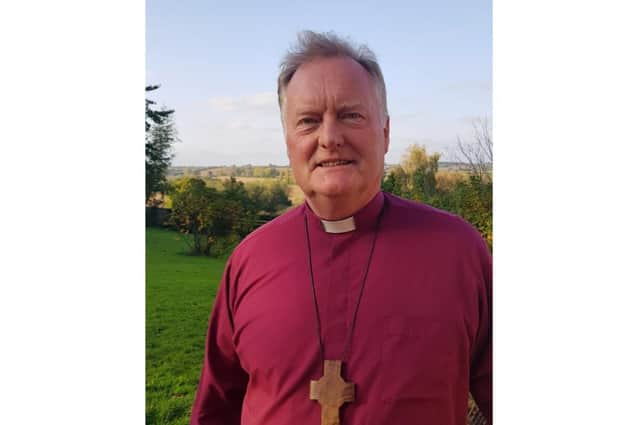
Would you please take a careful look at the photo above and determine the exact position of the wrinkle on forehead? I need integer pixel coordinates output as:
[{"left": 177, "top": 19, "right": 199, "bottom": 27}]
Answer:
[{"left": 282, "top": 57, "right": 383, "bottom": 122}]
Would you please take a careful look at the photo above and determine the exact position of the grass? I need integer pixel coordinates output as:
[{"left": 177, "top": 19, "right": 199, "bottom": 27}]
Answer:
[{"left": 146, "top": 227, "right": 227, "bottom": 425}]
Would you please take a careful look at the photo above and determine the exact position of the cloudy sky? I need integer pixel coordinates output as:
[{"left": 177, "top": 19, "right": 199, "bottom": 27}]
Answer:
[{"left": 146, "top": 0, "right": 492, "bottom": 166}]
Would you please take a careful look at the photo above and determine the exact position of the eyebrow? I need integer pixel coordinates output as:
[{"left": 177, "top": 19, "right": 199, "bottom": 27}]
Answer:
[
  {"left": 293, "top": 107, "right": 321, "bottom": 117},
  {"left": 337, "top": 102, "right": 365, "bottom": 110},
  {"left": 293, "top": 101, "right": 365, "bottom": 116}
]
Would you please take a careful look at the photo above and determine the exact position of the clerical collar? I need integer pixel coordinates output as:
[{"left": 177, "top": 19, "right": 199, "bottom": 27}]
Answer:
[
  {"left": 305, "top": 191, "right": 385, "bottom": 234},
  {"left": 320, "top": 216, "right": 356, "bottom": 233}
]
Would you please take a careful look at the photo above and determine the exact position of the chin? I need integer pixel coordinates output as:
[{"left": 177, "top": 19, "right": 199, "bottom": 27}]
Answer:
[
  {"left": 315, "top": 177, "right": 351, "bottom": 193},
  {"left": 313, "top": 181, "right": 363, "bottom": 200}
]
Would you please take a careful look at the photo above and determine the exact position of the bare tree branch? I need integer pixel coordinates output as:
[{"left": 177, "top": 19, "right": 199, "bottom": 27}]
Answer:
[{"left": 454, "top": 116, "right": 492, "bottom": 182}]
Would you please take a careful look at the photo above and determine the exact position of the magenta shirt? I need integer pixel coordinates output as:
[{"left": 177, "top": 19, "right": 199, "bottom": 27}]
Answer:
[{"left": 191, "top": 192, "right": 492, "bottom": 424}]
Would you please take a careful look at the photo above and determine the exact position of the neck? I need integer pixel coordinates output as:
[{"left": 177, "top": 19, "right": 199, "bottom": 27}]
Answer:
[{"left": 305, "top": 190, "right": 380, "bottom": 220}]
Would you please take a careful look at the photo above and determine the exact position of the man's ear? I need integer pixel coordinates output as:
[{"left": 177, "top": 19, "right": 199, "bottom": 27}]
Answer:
[
  {"left": 282, "top": 112, "right": 292, "bottom": 162},
  {"left": 383, "top": 116, "right": 390, "bottom": 153}
]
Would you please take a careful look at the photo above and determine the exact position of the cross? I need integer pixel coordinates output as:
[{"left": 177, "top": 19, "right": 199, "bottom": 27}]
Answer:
[{"left": 310, "top": 360, "right": 355, "bottom": 425}]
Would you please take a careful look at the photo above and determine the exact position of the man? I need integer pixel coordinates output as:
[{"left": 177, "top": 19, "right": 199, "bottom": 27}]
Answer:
[{"left": 191, "top": 31, "right": 492, "bottom": 425}]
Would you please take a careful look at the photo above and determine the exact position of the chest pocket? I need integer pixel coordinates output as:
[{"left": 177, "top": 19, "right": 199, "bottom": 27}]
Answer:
[{"left": 380, "top": 315, "right": 466, "bottom": 403}]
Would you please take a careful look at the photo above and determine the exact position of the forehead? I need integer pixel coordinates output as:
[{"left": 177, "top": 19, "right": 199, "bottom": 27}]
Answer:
[{"left": 284, "top": 56, "right": 377, "bottom": 109}]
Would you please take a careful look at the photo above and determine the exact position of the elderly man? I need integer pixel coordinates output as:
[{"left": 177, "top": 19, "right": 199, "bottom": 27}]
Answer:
[{"left": 191, "top": 31, "right": 492, "bottom": 425}]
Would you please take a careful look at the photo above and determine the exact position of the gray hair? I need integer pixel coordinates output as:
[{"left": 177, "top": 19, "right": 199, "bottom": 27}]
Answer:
[{"left": 277, "top": 30, "right": 388, "bottom": 121}]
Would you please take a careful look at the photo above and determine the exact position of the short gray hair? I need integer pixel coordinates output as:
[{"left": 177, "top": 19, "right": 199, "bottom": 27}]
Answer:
[{"left": 277, "top": 30, "right": 388, "bottom": 121}]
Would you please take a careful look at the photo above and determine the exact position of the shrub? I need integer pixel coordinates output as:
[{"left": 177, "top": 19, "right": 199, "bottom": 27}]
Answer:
[{"left": 167, "top": 178, "right": 255, "bottom": 256}]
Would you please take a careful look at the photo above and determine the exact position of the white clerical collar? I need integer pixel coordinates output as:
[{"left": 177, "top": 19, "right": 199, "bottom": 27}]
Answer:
[{"left": 321, "top": 216, "right": 356, "bottom": 234}]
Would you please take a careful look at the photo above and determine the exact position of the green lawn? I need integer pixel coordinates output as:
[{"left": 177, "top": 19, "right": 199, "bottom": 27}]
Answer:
[{"left": 146, "top": 227, "right": 227, "bottom": 425}]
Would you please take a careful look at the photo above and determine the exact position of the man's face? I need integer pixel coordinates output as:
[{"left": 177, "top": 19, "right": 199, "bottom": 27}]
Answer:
[{"left": 283, "top": 56, "right": 389, "bottom": 211}]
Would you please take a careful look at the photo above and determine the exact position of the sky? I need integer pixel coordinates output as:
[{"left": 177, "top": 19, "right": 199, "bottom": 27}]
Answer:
[{"left": 146, "top": 0, "right": 492, "bottom": 166}]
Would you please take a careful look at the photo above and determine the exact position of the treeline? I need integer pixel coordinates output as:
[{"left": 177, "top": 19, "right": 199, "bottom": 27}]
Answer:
[
  {"left": 382, "top": 144, "right": 492, "bottom": 248},
  {"left": 170, "top": 165, "right": 293, "bottom": 181},
  {"left": 166, "top": 177, "right": 292, "bottom": 257}
]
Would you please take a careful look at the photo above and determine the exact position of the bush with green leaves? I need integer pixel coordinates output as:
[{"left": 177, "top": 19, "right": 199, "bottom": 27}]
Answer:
[
  {"left": 168, "top": 178, "right": 253, "bottom": 256},
  {"left": 166, "top": 177, "right": 293, "bottom": 257},
  {"left": 430, "top": 175, "right": 492, "bottom": 249}
]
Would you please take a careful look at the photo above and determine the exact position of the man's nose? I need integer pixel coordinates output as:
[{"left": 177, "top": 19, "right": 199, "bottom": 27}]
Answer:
[{"left": 318, "top": 118, "right": 344, "bottom": 150}]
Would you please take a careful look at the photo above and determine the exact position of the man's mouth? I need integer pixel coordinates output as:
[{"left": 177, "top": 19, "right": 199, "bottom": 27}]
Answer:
[{"left": 317, "top": 160, "right": 353, "bottom": 168}]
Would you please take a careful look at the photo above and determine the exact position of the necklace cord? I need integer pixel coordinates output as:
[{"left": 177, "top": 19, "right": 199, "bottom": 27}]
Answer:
[
  {"left": 304, "top": 212, "right": 325, "bottom": 365},
  {"left": 303, "top": 197, "right": 387, "bottom": 365},
  {"left": 341, "top": 203, "right": 384, "bottom": 360}
]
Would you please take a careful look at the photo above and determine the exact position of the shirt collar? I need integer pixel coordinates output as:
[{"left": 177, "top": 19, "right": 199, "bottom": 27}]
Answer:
[
  {"left": 304, "top": 191, "right": 385, "bottom": 234},
  {"left": 320, "top": 216, "right": 356, "bottom": 233}
]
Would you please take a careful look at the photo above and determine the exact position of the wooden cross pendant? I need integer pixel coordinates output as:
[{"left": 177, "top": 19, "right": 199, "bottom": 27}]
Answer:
[{"left": 309, "top": 360, "right": 355, "bottom": 425}]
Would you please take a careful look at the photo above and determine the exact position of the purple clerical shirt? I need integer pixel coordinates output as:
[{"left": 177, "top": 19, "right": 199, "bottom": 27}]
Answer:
[{"left": 191, "top": 191, "right": 492, "bottom": 425}]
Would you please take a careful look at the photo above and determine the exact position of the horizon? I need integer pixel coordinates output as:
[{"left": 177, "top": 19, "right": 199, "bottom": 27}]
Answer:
[{"left": 168, "top": 160, "right": 471, "bottom": 169}]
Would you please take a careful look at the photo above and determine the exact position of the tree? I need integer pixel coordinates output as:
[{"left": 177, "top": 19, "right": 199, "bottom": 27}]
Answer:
[
  {"left": 399, "top": 144, "right": 440, "bottom": 201},
  {"left": 222, "top": 176, "right": 249, "bottom": 202},
  {"left": 168, "top": 178, "right": 249, "bottom": 256},
  {"left": 455, "top": 117, "right": 492, "bottom": 182},
  {"left": 146, "top": 84, "right": 179, "bottom": 202},
  {"left": 383, "top": 142, "right": 492, "bottom": 249},
  {"left": 146, "top": 114, "right": 179, "bottom": 202},
  {"left": 220, "top": 177, "right": 263, "bottom": 237},
  {"left": 266, "top": 182, "right": 292, "bottom": 213},
  {"left": 167, "top": 178, "right": 216, "bottom": 255},
  {"left": 382, "top": 166, "right": 409, "bottom": 198},
  {"left": 381, "top": 169, "right": 397, "bottom": 193},
  {"left": 246, "top": 181, "right": 292, "bottom": 216},
  {"left": 450, "top": 117, "right": 493, "bottom": 247},
  {"left": 145, "top": 85, "right": 174, "bottom": 132}
]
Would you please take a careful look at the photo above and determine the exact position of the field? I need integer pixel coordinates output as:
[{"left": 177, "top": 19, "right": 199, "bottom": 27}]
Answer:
[{"left": 146, "top": 227, "right": 227, "bottom": 424}]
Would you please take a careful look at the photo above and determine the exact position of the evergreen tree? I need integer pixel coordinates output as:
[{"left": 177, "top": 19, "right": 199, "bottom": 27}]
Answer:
[
  {"left": 145, "top": 85, "right": 179, "bottom": 202},
  {"left": 145, "top": 85, "right": 174, "bottom": 131}
]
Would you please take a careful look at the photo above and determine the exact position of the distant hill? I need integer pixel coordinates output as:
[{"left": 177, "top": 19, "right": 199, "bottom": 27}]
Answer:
[{"left": 168, "top": 162, "right": 470, "bottom": 179}]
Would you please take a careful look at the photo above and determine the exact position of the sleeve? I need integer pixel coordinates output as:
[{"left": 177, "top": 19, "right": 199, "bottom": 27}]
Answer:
[
  {"left": 469, "top": 240, "right": 493, "bottom": 424},
  {"left": 190, "top": 259, "right": 249, "bottom": 425}
]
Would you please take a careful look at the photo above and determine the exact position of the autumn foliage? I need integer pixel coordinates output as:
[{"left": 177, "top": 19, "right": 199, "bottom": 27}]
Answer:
[{"left": 383, "top": 144, "right": 492, "bottom": 249}]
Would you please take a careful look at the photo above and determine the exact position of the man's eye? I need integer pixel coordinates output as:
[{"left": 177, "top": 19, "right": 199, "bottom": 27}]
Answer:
[
  {"left": 297, "top": 117, "right": 319, "bottom": 126},
  {"left": 342, "top": 112, "right": 363, "bottom": 120}
]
